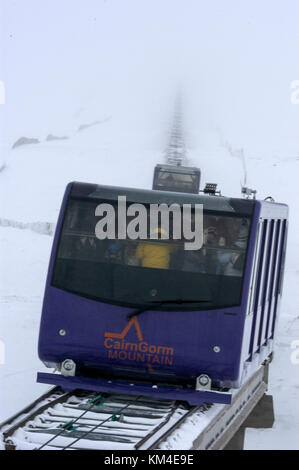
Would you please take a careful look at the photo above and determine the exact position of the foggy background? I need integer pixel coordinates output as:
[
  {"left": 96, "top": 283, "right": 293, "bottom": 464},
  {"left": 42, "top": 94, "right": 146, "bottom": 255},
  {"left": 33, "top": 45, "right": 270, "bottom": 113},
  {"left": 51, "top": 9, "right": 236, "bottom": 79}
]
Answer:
[
  {"left": 1, "top": 0, "right": 299, "bottom": 159},
  {"left": 1, "top": 2, "right": 299, "bottom": 449}
]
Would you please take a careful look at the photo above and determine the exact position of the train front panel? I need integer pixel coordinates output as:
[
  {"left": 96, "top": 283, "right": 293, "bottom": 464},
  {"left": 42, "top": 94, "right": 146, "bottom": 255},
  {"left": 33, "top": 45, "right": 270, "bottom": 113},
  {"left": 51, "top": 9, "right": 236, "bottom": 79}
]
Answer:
[{"left": 38, "top": 182, "right": 259, "bottom": 388}]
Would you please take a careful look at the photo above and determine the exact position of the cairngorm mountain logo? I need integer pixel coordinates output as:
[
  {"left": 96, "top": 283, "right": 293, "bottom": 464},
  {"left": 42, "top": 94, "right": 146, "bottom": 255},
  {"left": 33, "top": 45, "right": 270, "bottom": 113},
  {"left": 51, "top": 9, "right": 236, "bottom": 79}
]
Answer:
[{"left": 104, "top": 316, "right": 174, "bottom": 371}]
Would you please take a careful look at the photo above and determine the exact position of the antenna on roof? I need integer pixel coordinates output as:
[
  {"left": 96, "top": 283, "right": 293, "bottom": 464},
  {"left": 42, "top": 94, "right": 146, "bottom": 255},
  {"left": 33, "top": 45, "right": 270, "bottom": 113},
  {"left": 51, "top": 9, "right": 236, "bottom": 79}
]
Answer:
[{"left": 241, "top": 187, "right": 257, "bottom": 200}]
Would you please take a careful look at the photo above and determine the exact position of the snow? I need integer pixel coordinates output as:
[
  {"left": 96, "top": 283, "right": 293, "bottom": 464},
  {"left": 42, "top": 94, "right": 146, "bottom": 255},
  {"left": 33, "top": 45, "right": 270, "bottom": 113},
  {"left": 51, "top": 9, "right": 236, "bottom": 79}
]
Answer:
[
  {"left": 0, "top": 118, "right": 166, "bottom": 426},
  {"left": 0, "top": 113, "right": 299, "bottom": 450},
  {"left": 1, "top": 0, "right": 299, "bottom": 451},
  {"left": 0, "top": 227, "right": 52, "bottom": 420}
]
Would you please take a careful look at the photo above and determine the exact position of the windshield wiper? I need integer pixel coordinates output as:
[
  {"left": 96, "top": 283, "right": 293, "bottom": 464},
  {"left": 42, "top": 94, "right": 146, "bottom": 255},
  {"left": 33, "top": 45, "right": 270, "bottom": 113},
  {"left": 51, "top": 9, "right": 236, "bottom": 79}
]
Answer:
[{"left": 127, "top": 298, "right": 211, "bottom": 320}]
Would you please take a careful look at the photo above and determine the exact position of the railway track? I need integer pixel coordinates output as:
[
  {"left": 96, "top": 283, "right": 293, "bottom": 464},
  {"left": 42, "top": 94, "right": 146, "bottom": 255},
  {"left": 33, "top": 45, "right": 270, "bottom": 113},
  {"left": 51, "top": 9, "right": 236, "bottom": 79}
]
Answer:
[
  {"left": 0, "top": 364, "right": 269, "bottom": 450},
  {"left": 0, "top": 388, "right": 198, "bottom": 450}
]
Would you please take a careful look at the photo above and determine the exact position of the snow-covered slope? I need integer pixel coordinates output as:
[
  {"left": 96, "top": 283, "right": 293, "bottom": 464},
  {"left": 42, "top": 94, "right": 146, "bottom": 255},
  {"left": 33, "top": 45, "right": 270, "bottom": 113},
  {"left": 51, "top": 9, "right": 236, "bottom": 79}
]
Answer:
[
  {"left": 0, "top": 117, "right": 298, "bottom": 449},
  {"left": 0, "top": 118, "right": 165, "bottom": 222}
]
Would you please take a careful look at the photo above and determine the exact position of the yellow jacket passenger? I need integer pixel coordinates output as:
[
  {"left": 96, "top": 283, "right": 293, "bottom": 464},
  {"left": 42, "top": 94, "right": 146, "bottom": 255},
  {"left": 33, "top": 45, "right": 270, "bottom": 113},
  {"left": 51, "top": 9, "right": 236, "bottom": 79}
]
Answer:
[{"left": 136, "top": 242, "right": 174, "bottom": 270}]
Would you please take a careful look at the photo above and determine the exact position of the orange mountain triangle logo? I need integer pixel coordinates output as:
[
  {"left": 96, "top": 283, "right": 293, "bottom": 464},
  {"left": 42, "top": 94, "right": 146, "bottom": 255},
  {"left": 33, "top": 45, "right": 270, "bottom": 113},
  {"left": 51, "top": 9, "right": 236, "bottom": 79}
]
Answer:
[
  {"left": 104, "top": 316, "right": 174, "bottom": 371},
  {"left": 105, "top": 316, "right": 143, "bottom": 342}
]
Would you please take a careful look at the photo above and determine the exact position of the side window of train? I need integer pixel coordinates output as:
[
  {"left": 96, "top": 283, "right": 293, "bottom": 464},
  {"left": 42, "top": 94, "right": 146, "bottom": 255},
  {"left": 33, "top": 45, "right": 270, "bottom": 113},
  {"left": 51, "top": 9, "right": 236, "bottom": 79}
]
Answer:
[
  {"left": 278, "top": 219, "right": 288, "bottom": 295},
  {"left": 268, "top": 218, "right": 287, "bottom": 339},
  {"left": 266, "top": 219, "right": 279, "bottom": 303},
  {"left": 247, "top": 220, "right": 262, "bottom": 314},
  {"left": 261, "top": 219, "right": 275, "bottom": 305},
  {"left": 250, "top": 219, "right": 268, "bottom": 314}
]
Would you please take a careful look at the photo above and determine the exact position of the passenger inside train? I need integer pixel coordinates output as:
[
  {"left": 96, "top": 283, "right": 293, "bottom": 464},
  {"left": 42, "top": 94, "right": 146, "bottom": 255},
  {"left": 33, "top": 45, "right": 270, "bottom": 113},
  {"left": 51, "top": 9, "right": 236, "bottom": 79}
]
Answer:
[{"left": 53, "top": 197, "right": 250, "bottom": 309}]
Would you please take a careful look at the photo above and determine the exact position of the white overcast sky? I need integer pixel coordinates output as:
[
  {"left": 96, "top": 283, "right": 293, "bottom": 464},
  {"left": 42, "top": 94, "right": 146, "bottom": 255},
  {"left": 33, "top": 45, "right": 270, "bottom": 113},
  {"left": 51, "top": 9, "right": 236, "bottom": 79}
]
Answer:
[{"left": 1, "top": 0, "right": 299, "bottom": 154}]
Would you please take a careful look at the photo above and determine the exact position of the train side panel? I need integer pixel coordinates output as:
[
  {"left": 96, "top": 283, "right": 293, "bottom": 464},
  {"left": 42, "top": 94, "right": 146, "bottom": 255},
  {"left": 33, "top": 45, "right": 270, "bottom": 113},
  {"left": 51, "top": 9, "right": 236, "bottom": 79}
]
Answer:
[{"left": 239, "top": 201, "right": 288, "bottom": 386}]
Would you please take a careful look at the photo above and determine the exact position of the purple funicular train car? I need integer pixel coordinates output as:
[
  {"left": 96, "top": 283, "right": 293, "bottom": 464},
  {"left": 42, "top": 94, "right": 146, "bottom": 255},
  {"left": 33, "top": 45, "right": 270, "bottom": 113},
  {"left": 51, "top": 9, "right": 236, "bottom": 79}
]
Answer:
[{"left": 37, "top": 182, "right": 288, "bottom": 406}]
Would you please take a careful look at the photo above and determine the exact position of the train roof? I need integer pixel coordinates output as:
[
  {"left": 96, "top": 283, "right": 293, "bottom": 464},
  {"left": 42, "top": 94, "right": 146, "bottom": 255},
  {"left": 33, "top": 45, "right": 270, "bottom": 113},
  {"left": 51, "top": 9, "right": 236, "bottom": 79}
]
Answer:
[
  {"left": 69, "top": 181, "right": 256, "bottom": 216},
  {"left": 154, "top": 164, "right": 201, "bottom": 174}
]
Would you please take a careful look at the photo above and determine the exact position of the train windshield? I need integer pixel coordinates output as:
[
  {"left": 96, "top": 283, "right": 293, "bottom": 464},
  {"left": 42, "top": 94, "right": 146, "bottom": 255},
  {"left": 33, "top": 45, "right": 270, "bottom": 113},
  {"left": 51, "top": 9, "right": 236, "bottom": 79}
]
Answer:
[
  {"left": 52, "top": 197, "right": 251, "bottom": 310},
  {"left": 153, "top": 168, "right": 200, "bottom": 193}
]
